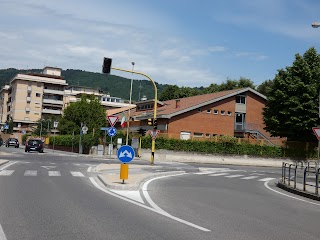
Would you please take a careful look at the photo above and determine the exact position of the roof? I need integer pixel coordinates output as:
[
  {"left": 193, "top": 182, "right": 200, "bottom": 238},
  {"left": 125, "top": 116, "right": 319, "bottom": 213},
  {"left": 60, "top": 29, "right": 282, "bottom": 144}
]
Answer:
[
  {"left": 107, "top": 106, "right": 136, "bottom": 116},
  {"left": 134, "top": 87, "right": 266, "bottom": 119}
]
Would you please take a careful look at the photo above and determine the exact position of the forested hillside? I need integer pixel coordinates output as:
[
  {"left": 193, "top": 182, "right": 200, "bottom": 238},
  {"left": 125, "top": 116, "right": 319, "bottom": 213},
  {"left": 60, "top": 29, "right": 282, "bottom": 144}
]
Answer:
[{"left": 0, "top": 68, "right": 167, "bottom": 101}]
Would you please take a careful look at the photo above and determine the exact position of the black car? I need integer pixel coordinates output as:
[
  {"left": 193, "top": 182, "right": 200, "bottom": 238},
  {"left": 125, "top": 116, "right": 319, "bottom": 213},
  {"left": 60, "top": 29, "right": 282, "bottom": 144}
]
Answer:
[
  {"left": 25, "top": 139, "right": 44, "bottom": 153},
  {"left": 6, "top": 138, "right": 19, "bottom": 148}
]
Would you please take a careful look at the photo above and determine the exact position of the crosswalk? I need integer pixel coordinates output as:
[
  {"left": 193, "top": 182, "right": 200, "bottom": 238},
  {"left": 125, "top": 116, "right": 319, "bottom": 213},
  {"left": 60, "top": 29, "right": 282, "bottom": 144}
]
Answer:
[
  {"left": 0, "top": 170, "right": 86, "bottom": 177},
  {"left": 193, "top": 169, "right": 275, "bottom": 182}
]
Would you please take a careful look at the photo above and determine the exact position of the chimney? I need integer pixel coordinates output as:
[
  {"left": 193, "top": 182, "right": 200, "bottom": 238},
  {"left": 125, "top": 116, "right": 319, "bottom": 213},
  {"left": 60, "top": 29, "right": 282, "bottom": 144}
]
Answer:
[{"left": 175, "top": 99, "right": 180, "bottom": 108}]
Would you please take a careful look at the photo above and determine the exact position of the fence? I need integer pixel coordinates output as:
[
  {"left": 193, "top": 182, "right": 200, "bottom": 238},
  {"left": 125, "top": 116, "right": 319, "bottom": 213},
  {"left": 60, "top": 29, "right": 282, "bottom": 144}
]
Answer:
[{"left": 281, "top": 161, "right": 320, "bottom": 196}]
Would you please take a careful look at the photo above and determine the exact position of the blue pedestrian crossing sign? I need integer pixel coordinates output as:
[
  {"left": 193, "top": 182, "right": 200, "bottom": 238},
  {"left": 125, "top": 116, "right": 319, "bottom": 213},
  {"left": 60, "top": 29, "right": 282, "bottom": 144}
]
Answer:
[
  {"left": 117, "top": 145, "right": 135, "bottom": 163},
  {"left": 107, "top": 127, "right": 117, "bottom": 137}
]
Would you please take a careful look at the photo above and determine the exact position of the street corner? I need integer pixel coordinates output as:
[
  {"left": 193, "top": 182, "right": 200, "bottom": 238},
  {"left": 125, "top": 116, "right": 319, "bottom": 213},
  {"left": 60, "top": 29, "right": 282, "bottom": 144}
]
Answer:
[{"left": 0, "top": 160, "right": 9, "bottom": 166}]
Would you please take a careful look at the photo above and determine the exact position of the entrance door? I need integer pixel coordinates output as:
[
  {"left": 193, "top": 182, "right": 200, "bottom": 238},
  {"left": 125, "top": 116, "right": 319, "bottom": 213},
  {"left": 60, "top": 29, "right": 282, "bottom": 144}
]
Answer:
[{"left": 235, "top": 113, "right": 245, "bottom": 130}]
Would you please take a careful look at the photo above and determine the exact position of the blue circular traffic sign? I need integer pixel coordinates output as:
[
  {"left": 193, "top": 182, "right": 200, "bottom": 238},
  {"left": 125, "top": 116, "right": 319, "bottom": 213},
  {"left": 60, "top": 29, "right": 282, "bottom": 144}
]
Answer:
[
  {"left": 107, "top": 127, "right": 117, "bottom": 137},
  {"left": 117, "top": 145, "right": 135, "bottom": 163}
]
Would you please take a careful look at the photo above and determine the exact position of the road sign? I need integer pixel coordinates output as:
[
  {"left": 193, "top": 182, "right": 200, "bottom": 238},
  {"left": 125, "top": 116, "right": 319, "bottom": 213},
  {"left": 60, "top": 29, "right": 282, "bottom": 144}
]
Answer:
[
  {"left": 108, "top": 116, "right": 119, "bottom": 127},
  {"left": 148, "top": 130, "right": 160, "bottom": 140},
  {"left": 53, "top": 121, "right": 59, "bottom": 128},
  {"left": 82, "top": 126, "right": 88, "bottom": 132},
  {"left": 3, "top": 124, "right": 9, "bottom": 130},
  {"left": 107, "top": 127, "right": 117, "bottom": 137},
  {"left": 312, "top": 127, "right": 320, "bottom": 140},
  {"left": 117, "top": 145, "right": 135, "bottom": 163},
  {"left": 100, "top": 127, "right": 109, "bottom": 131}
]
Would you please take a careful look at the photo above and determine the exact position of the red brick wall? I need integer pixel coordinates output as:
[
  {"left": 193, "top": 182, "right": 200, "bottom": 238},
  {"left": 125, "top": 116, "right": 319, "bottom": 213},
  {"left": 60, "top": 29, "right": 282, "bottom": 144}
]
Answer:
[{"left": 168, "top": 97, "right": 236, "bottom": 137}]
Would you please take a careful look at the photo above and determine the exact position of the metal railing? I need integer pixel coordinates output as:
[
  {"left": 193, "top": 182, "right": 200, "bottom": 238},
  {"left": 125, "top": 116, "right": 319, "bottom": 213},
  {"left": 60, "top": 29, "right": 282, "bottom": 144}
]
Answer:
[{"left": 281, "top": 161, "right": 320, "bottom": 195}]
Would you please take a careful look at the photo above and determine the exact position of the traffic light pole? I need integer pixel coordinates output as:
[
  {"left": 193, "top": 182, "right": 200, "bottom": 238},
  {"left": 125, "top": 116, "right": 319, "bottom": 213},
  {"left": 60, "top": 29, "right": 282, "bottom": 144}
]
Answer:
[{"left": 111, "top": 67, "right": 158, "bottom": 165}]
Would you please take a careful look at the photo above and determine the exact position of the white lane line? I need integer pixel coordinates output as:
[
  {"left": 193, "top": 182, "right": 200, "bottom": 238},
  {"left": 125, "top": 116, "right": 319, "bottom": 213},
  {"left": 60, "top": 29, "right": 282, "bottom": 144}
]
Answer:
[
  {"left": 24, "top": 170, "right": 37, "bottom": 176},
  {"left": 264, "top": 181, "right": 320, "bottom": 207},
  {"left": 0, "top": 170, "right": 14, "bottom": 176},
  {"left": 250, "top": 173, "right": 265, "bottom": 176},
  {"left": 48, "top": 171, "right": 61, "bottom": 176},
  {"left": 141, "top": 173, "right": 211, "bottom": 232},
  {"left": 258, "top": 178, "right": 275, "bottom": 182},
  {"left": 241, "top": 176, "right": 259, "bottom": 180},
  {"left": 90, "top": 175, "right": 210, "bottom": 232},
  {"left": 193, "top": 172, "right": 215, "bottom": 175},
  {"left": 0, "top": 161, "right": 18, "bottom": 171},
  {"left": 224, "top": 175, "right": 244, "bottom": 178},
  {"left": 87, "top": 166, "right": 93, "bottom": 172},
  {"left": 0, "top": 224, "right": 7, "bottom": 240},
  {"left": 110, "top": 189, "right": 145, "bottom": 204},
  {"left": 209, "top": 173, "right": 229, "bottom": 176},
  {"left": 70, "top": 172, "right": 85, "bottom": 177}
]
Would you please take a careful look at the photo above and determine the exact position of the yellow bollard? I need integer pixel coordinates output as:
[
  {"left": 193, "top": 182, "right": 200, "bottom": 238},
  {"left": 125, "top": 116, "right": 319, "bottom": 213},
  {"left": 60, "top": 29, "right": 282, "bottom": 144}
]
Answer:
[{"left": 120, "top": 163, "right": 129, "bottom": 184}]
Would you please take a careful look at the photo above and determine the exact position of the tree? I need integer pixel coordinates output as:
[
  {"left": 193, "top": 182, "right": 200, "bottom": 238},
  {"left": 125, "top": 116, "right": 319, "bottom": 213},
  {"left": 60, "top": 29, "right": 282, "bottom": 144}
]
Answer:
[
  {"left": 263, "top": 47, "right": 320, "bottom": 142},
  {"left": 159, "top": 85, "right": 180, "bottom": 101},
  {"left": 257, "top": 79, "right": 274, "bottom": 96},
  {"left": 59, "top": 95, "right": 108, "bottom": 135}
]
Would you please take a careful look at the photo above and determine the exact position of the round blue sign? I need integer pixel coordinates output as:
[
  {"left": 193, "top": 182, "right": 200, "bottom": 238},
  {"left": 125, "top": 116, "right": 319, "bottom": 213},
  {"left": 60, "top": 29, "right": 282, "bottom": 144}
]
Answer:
[
  {"left": 107, "top": 127, "right": 117, "bottom": 137},
  {"left": 117, "top": 145, "right": 135, "bottom": 163}
]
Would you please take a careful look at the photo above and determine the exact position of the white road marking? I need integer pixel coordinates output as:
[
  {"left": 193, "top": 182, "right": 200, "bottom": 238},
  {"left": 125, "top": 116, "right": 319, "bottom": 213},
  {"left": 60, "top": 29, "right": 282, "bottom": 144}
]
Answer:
[
  {"left": 48, "top": 171, "right": 61, "bottom": 176},
  {"left": 70, "top": 172, "right": 85, "bottom": 177},
  {"left": 41, "top": 166, "right": 56, "bottom": 170},
  {"left": 241, "top": 176, "right": 259, "bottom": 180},
  {"left": 258, "top": 178, "right": 275, "bottom": 182},
  {"left": 0, "top": 224, "right": 7, "bottom": 240},
  {"left": 193, "top": 172, "right": 215, "bottom": 175},
  {"left": 209, "top": 173, "right": 229, "bottom": 176},
  {"left": 0, "top": 161, "right": 18, "bottom": 171},
  {"left": 24, "top": 170, "right": 37, "bottom": 176},
  {"left": 250, "top": 173, "right": 265, "bottom": 176},
  {"left": 90, "top": 174, "right": 210, "bottom": 232},
  {"left": 87, "top": 166, "right": 93, "bottom": 172},
  {"left": 110, "top": 189, "right": 145, "bottom": 204},
  {"left": 224, "top": 174, "right": 244, "bottom": 178},
  {"left": 0, "top": 170, "right": 14, "bottom": 176},
  {"left": 264, "top": 181, "right": 320, "bottom": 206}
]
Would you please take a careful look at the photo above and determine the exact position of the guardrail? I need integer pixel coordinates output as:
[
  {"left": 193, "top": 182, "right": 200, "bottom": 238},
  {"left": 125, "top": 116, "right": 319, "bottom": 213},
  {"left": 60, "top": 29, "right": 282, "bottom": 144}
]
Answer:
[{"left": 281, "top": 161, "right": 319, "bottom": 196}]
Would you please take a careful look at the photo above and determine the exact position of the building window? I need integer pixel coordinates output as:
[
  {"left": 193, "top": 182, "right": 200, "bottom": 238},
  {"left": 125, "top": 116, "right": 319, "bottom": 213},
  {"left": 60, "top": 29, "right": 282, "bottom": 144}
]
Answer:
[
  {"left": 36, "top": 93, "right": 41, "bottom": 97},
  {"left": 197, "top": 108, "right": 202, "bottom": 112},
  {"left": 227, "top": 111, "right": 232, "bottom": 116},
  {"left": 205, "top": 133, "right": 210, "bottom": 138},
  {"left": 27, "top": 92, "right": 31, "bottom": 97},
  {"left": 194, "top": 132, "right": 203, "bottom": 137},
  {"left": 221, "top": 110, "right": 225, "bottom": 115},
  {"left": 213, "top": 109, "right": 218, "bottom": 114},
  {"left": 207, "top": 109, "right": 211, "bottom": 114},
  {"left": 236, "top": 95, "right": 246, "bottom": 104}
]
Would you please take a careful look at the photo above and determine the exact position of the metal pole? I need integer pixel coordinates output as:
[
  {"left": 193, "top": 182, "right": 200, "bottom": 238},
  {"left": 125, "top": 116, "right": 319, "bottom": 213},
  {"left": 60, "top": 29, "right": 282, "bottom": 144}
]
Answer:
[
  {"left": 40, "top": 121, "right": 42, "bottom": 139},
  {"left": 72, "top": 130, "right": 74, "bottom": 153},
  {"left": 52, "top": 127, "right": 56, "bottom": 152},
  {"left": 318, "top": 139, "right": 320, "bottom": 169},
  {"left": 126, "top": 62, "right": 135, "bottom": 145},
  {"left": 111, "top": 67, "right": 158, "bottom": 165}
]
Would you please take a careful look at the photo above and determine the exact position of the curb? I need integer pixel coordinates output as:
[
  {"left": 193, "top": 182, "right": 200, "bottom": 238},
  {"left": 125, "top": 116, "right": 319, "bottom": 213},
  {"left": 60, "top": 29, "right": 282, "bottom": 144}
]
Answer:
[
  {"left": 97, "top": 170, "right": 185, "bottom": 191},
  {"left": 277, "top": 181, "right": 320, "bottom": 202},
  {"left": 0, "top": 160, "right": 9, "bottom": 166}
]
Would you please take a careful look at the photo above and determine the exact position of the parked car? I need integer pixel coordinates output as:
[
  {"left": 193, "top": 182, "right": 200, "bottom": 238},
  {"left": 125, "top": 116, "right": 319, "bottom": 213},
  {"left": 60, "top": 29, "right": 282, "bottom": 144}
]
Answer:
[
  {"left": 25, "top": 139, "right": 44, "bottom": 153},
  {"left": 6, "top": 138, "right": 19, "bottom": 148}
]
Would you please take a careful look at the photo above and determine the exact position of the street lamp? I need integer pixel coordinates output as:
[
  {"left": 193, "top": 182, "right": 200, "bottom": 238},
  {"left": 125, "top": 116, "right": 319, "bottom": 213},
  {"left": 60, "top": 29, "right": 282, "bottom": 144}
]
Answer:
[
  {"left": 311, "top": 21, "right": 320, "bottom": 168},
  {"left": 126, "top": 62, "right": 135, "bottom": 145}
]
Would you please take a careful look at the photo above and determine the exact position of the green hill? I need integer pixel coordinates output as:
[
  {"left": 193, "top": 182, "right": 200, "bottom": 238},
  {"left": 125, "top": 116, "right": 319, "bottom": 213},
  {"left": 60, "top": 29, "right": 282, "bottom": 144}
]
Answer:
[{"left": 0, "top": 68, "right": 167, "bottom": 102}]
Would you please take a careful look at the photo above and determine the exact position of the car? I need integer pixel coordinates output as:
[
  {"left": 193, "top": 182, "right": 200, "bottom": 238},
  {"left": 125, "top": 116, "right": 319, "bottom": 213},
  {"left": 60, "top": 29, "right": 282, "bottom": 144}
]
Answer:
[
  {"left": 25, "top": 139, "right": 44, "bottom": 153},
  {"left": 6, "top": 138, "right": 19, "bottom": 148}
]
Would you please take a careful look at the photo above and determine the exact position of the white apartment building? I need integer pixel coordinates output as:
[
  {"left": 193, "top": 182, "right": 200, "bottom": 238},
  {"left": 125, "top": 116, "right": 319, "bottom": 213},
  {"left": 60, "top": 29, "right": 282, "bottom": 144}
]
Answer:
[{"left": 0, "top": 67, "right": 136, "bottom": 133}]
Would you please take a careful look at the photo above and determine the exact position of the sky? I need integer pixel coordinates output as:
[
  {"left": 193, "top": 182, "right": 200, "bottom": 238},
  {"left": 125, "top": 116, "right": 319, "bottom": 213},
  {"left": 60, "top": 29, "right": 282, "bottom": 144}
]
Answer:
[{"left": 1, "top": 0, "right": 320, "bottom": 88}]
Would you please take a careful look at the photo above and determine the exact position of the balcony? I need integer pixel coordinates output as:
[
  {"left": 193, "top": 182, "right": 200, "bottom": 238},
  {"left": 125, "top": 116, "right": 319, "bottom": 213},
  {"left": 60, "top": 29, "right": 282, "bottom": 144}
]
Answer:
[
  {"left": 42, "top": 108, "right": 62, "bottom": 114},
  {"left": 42, "top": 98, "right": 63, "bottom": 105},
  {"left": 27, "top": 86, "right": 32, "bottom": 92},
  {"left": 26, "top": 97, "right": 31, "bottom": 102},
  {"left": 25, "top": 107, "right": 30, "bottom": 112},
  {"left": 43, "top": 89, "right": 65, "bottom": 95}
]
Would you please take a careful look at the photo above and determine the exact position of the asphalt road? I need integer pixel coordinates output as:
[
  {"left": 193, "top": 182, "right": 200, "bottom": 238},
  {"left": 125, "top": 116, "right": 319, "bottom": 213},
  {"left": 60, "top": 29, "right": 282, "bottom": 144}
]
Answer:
[{"left": 0, "top": 146, "right": 319, "bottom": 239}]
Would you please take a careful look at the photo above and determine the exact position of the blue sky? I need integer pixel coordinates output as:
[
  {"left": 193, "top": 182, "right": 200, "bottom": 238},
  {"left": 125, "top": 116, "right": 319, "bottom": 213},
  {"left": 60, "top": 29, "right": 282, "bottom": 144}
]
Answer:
[{"left": 1, "top": 0, "right": 320, "bottom": 88}]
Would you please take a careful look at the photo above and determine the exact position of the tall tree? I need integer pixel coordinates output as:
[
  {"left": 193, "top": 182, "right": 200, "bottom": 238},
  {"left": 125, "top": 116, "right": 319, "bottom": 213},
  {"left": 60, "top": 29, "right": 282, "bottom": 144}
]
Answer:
[
  {"left": 257, "top": 79, "right": 274, "bottom": 96},
  {"left": 59, "top": 95, "right": 108, "bottom": 135},
  {"left": 263, "top": 47, "right": 320, "bottom": 142},
  {"left": 159, "top": 85, "right": 180, "bottom": 101}
]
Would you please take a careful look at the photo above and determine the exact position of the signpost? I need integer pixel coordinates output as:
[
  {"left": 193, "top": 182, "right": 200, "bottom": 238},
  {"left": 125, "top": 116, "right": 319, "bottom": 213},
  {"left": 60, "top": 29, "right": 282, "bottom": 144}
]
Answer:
[
  {"left": 148, "top": 130, "right": 160, "bottom": 140},
  {"left": 312, "top": 127, "right": 320, "bottom": 168},
  {"left": 107, "top": 116, "right": 118, "bottom": 127},
  {"left": 117, "top": 145, "right": 135, "bottom": 184},
  {"left": 53, "top": 121, "right": 59, "bottom": 152}
]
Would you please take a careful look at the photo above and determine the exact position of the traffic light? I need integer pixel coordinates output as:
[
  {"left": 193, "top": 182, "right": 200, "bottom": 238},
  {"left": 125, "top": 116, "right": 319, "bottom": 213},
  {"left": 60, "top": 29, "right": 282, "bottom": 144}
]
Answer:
[
  {"left": 147, "top": 118, "right": 153, "bottom": 126},
  {"left": 153, "top": 118, "right": 158, "bottom": 129},
  {"left": 102, "top": 57, "right": 112, "bottom": 74},
  {"left": 138, "top": 128, "right": 146, "bottom": 136}
]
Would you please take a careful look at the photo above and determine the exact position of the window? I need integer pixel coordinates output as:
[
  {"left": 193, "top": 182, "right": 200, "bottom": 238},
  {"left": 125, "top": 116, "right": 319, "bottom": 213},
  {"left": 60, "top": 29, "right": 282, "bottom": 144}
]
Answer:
[
  {"left": 36, "top": 93, "right": 41, "bottom": 97},
  {"left": 205, "top": 133, "right": 210, "bottom": 138},
  {"left": 221, "top": 110, "right": 225, "bottom": 115},
  {"left": 193, "top": 132, "right": 203, "bottom": 137},
  {"left": 236, "top": 95, "right": 246, "bottom": 104},
  {"left": 197, "top": 108, "right": 202, "bottom": 112},
  {"left": 213, "top": 109, "right": 219, "bottom": 114},
  {"left": 27, "top": 92, "right": 31, "bottom": 97},
  {"left": 207, "top": 109, "right": 211, "bottom": 114},
  {"left": 227, "top": 111, "right": 232, "bottom": 116}
]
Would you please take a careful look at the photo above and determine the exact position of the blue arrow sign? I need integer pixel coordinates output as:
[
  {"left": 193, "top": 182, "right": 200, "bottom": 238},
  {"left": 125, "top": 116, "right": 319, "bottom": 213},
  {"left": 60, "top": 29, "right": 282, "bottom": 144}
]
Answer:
[
  {"left": 117, "top": 145, "right": 135, "bottom": 163},
  {"left": 3, "top": 124, "right": 9, "bottom": 130},
  {"left": 107, "top": 127, "right": 117, "bottom": 137}
]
